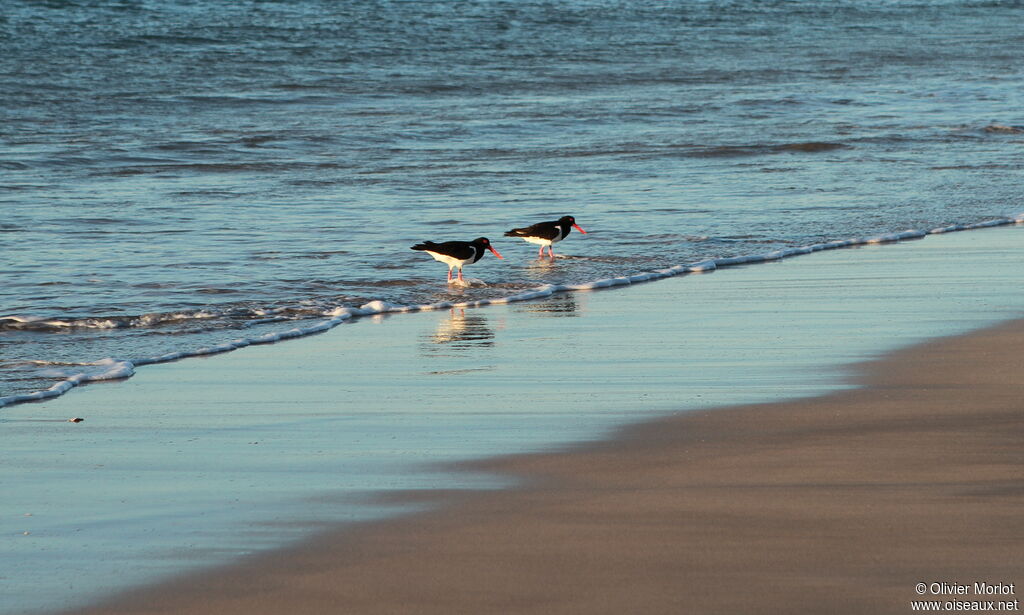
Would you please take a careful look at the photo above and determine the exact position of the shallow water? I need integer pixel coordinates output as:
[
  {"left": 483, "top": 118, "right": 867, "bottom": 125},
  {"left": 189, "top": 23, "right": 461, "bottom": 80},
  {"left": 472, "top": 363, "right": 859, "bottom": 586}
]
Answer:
[
  {"left": 3, "top": 0, "right": 1024, "bottom": 397},
  {"left": 2, "top": 225, "right": 1022, "bottom": 615}
]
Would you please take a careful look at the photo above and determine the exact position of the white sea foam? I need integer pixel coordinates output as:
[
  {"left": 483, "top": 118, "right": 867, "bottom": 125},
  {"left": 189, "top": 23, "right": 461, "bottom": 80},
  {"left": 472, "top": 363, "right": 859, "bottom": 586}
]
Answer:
[
  {"left": 3, "top": 213, "right": 1022, "bottom": 410},
  {"left": 448, "top": 277, "right": 487, "bottom": 288},
  {"left": 0, "top": 359, "right": 135, "bottom": 406},
  {"left": 0, "top": 310, "right": 225, "bottom": 332}
]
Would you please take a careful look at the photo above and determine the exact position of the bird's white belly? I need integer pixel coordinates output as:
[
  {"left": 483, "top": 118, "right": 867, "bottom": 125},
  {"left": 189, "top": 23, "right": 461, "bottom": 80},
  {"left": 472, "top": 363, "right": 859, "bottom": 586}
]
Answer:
[
  {"left": 426, "top": 251, "right": 469, "bottom": 268},
  {"left": 522, "top": 235, "right": 556, "bottom": 247}
]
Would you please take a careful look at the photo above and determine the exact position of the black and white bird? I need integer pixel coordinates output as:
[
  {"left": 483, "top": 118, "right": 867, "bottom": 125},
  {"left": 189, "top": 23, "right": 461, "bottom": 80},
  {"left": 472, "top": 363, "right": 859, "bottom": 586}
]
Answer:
[
  {"left": 410, "top": 237, "right": 504, "bottom": 283},
  {"left": 504, "top": 215, "right": 587, "bottom": 258}
]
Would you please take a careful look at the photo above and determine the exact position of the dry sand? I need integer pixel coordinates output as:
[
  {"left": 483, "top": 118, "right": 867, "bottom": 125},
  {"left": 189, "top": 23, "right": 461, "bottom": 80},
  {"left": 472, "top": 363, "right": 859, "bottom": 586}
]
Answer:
[{"left": 70, "top": 319, "right": 1024, "bottom": 615}]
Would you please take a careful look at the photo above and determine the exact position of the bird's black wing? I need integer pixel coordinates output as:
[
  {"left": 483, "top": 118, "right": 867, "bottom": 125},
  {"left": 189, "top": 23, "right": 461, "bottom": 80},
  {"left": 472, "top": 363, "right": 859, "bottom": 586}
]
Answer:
[
  {"left": 413, "top": 240, "right": 477, "bottom": 260},
  {"left": 504, "top": 220, "right": 559, "bottom": 240}
]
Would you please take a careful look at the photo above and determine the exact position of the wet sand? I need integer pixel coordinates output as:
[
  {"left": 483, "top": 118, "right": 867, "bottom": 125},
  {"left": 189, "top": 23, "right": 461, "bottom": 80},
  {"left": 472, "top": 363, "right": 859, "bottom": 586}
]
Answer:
[{"left": 69, "top": 317, "right": 1024, "bottom": 614}]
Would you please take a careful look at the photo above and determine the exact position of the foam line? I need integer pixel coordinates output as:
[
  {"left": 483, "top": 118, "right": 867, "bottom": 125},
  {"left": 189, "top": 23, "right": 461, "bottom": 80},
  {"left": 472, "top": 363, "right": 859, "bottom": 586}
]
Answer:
[
  {"left": 0, "top": 360, "right": 135, "bottom": 406},
  {"left": 2, "top": 213, "right": 1022, "bottom": 410}
]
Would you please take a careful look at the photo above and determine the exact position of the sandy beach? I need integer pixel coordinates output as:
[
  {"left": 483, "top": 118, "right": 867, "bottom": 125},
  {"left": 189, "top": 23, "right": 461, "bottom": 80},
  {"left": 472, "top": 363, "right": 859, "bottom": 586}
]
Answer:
[{"left": 66, "top": 292, "right": 1024, "bottom": 613}]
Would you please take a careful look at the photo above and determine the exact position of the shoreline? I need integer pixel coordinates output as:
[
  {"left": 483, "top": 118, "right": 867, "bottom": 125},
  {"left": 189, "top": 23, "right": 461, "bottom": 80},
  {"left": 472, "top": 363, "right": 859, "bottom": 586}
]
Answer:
[
  {"left": 4, "top": 214, "right": 1021, "bottom": 411},
  {"left": 65, "top": 317, "right": 1024, "bottom": 614},
  {"left": 5, "top": 224, "right": 1021, "bottom": 615}
]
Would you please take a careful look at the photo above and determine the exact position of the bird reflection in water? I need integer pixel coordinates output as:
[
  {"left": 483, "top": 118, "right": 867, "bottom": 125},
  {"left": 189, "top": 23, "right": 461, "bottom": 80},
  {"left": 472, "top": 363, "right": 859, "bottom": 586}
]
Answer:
[
  {"left": 421, "top": 308, "right": 495, "bottom": 357},
  {"left": 513, "top": 292, "right": 582, "bottom": 318}
]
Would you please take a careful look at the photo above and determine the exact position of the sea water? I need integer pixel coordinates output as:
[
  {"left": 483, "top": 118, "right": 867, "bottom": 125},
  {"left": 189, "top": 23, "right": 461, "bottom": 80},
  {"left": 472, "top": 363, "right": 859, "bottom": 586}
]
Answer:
[{"left": 3, "top": 0, "right": 1024, "bottom": 399}]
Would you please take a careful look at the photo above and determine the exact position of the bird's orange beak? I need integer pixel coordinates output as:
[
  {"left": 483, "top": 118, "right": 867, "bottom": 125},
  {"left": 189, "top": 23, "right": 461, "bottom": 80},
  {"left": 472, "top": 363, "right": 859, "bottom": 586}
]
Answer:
[
  {"left": 573, "top": 224, "right": 587, "bottom": 234},
  {"left": 488, "top": 245, "right": 504, "bottom": 259}
]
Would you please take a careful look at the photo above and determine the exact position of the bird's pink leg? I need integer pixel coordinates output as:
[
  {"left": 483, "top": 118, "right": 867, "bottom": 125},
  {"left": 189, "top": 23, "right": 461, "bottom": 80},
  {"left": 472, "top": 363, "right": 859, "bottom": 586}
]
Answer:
[
  {"left": 457, "top": 268, "right": 464, "bottom": 282},
  {"left": 547, "top": 246, "right": 555, "bottom": 258},
  {"left": 537, "top": 245, "right": 544, "bottom": 258},
  {"left": 447, "top": 268, "right": 453, "bottom": 283}
]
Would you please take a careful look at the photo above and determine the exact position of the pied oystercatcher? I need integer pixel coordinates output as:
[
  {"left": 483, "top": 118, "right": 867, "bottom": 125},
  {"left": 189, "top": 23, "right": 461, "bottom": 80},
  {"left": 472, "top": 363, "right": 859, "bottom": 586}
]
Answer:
[
  {"left": 504, "top": 215, "right": 587, "bottom": 258},
  {"left": 411, "top": 237, "right": 504, "bottom": 283}
]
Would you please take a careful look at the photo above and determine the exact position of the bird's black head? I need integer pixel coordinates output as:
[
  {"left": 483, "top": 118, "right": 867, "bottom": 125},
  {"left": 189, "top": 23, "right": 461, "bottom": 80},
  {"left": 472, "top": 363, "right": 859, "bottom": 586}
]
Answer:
[
  {"left": 473, "top": 237, "right": 503, "bottom": 259},
  {"left": 559, "top": 215, "right": 587, "bottom": 235}
]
